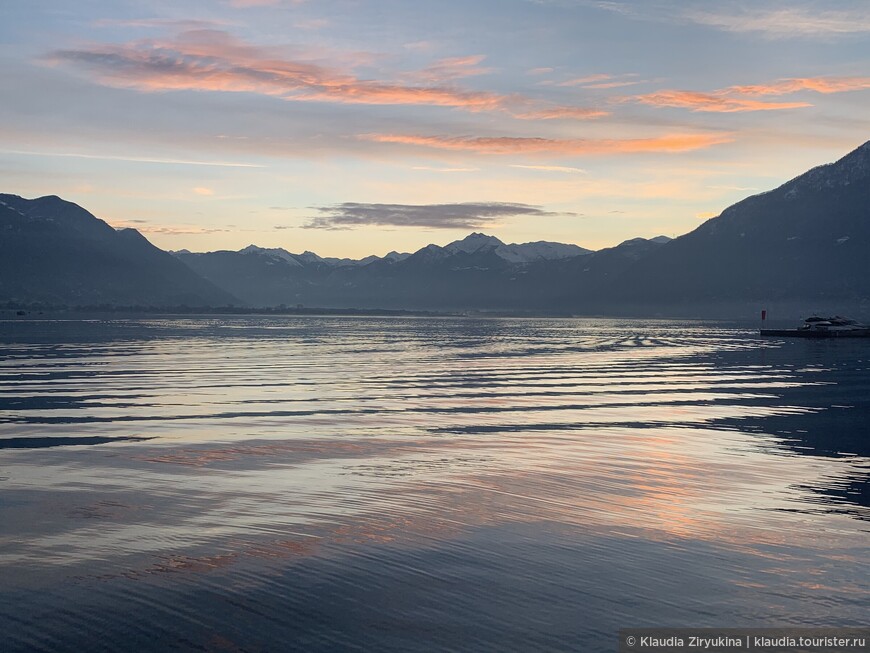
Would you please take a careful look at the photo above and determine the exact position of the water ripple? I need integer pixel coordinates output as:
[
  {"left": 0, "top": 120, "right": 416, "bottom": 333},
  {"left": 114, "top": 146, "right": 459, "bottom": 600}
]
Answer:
[{"left": 1, "top": 317, "right": 868, "bottom": 652}]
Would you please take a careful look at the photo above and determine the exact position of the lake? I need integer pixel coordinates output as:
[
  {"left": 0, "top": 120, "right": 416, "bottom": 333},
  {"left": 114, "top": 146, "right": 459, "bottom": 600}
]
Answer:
[{"left": 1, "top": 316, "right": 868, "bottom": 652}]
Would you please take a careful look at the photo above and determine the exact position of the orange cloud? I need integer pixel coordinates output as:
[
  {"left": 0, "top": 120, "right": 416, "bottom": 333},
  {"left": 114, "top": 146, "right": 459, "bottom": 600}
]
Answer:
[
  {"left": 409, "top": 54, "right": 492, "bottom": 83},
  {"left": 582, "top": 80, "right": 641, "bottom": 89},
  {"left": 632, "top": 75, "right": 870, "bottom": 113},
  {"left": 362, "top": 132, "right": 732, "bottom": 155},
  {"left": 513, "top": 107, "right": 610, "bottom": 120},
  {"left": 47, "top": 30, "right": 605, "bottom": 122},
  {"left": 728, "top": 76, "right": 870, "bottom": 96},
  {"left": 553, "top": 73, "right": 639, "bottom": 88},
  {"left": 555, "top": 73, "right": 612, "bottom": 87},
  {"left": 634, "top": 90, "right": 811, "bottom": 112}
]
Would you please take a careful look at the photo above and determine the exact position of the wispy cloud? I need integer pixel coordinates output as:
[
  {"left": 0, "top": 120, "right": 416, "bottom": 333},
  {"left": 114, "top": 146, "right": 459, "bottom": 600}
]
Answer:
[
  {"left": 228, "top": 0, "right": 295, "bottom": 7},
  {"left": 46, "top": 34, "right": 501, "bottom": 110},
  {"left": 556, "top": 1, "right": 870, "bottom": 39},
  {"left": 551, "top": 73, "right": 639, "bottom": 89},
  {"left": 304, "top": 202, "right": 558, "bottom": 230},
  {"left": 513, "top": 107, "right": 609, "bottom": 120},
  {"left": 93, "top": 18, "right": 228, "bottom": 30},
  {"left": 0, "top": 149, "right": 264, "bottom": 168},
  {"left": 509, "top": 164, "right": 587, "bottom": 173},
  {"left": 112, "top": 220, "right": 229, "bottom": 234},
  {"left": 45, "top": 30, "right": 605, "bottom": 121},
  {"left": 582, "top": 80, "right": 641, "bottom": 90},
  {"left": 362, "top": 132, "right": 732, "bottom": 155},
  {"left": 294, "top": 18, "right": 330, "bottom": 30},
  {"left": 686, "top": 6, "right": 870, "bottom": 38},
  {"left": 632, "top": 75, "right": 870, "bottom": 113},
  {"left": 555, "top": 73, "right": 611, "bottom": 86},
  {"left": 408, "top": 55, "right": 492, "bottom": 84},
  {"left": 411, "top": 166, "right": 480, "bottom": 172},
  {"left": 730, "top": 76, "right": 870, "bottom": 96},
  {"left": 633, "top": 90, "right": 811, "bottom": 113}
]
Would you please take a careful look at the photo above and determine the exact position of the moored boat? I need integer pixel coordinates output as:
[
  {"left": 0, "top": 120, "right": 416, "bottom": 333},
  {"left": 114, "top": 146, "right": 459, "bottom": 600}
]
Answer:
[{"left": 761, "top": 315, "right": 870, "bottom": 338}]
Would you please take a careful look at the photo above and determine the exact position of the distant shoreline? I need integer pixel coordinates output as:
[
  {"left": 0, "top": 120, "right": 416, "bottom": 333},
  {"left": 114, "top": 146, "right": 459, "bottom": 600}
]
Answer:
[
  {"left": 0, "top": 306, "right": 770, "bottom": 323},
  {"left": 3, "top": 302, "right": 867, "bottom": 323},
  {"left": 1, "top": 305, "right": 459, "bottom": 319}
]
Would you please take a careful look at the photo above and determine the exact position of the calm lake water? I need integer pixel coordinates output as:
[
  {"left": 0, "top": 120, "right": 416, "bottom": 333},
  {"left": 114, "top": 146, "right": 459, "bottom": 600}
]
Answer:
[{"left": 1, "top": 317, "right": 868, "bottom": 652}]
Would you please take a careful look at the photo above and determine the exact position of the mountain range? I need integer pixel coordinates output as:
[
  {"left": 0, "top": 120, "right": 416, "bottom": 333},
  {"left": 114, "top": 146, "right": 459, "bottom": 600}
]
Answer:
[
  {"left": 173, "top": 233, "right": 597, "bottom": 308},
  {"left": 3, "top": 140, "right": 869, "bottom": 316}
]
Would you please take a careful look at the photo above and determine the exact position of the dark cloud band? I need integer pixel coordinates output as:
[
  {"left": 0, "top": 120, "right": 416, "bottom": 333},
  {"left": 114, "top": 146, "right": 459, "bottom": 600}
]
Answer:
[{"left": 303, "top": 202, "right": 558, "bottom": 230}]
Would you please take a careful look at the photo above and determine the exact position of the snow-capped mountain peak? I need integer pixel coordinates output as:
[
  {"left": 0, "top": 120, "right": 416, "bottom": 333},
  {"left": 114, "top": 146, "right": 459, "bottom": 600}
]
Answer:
[
  {"left": 494, "top": 240, "right": 591, "bottom": 263},
  {"left": 383, "top": 251, "right": 411, "bottom": 262},
  {"left": 240, "top": 245, "right": 303, "bottom": 267},
  {"left": 777, "top": 139, "right": 870, "bottom": 200},
  {"left": 445, "top": 232, "right": 504, "bottom": 254},
  {"left": 294, "top": 250, "right": 325, "bottom": 265},
  {"left": 440, "top": 232, "right": 590, "bottom": 263}
]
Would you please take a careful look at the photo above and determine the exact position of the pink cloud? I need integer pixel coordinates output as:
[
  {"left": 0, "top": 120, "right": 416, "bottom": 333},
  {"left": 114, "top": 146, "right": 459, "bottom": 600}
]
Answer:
[
  {"left": 361, "top": 132, "right": 733, "bottom": 155},
  {"left": 47, "top": 30, "right": 606, "bottom": 121}
]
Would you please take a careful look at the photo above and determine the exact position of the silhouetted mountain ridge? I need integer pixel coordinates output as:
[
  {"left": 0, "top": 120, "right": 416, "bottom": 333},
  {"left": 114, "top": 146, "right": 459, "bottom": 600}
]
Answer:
[
  {"left": 613, "top": 140, "right": 870, "bottom": 309},
  {"left": 0, "top": 194, "right": 236, "bottom": 306}
]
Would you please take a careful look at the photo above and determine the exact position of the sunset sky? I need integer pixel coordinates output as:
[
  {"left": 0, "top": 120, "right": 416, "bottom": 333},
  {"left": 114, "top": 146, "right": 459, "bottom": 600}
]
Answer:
[{"left": 2, "top": 0, "right": 869, "bottom": 257}]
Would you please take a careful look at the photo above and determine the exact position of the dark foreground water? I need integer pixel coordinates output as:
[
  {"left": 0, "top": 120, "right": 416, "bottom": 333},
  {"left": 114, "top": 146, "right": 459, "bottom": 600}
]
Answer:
[{"left": 0, "top": 317, "right": 868, "bottom": 652}]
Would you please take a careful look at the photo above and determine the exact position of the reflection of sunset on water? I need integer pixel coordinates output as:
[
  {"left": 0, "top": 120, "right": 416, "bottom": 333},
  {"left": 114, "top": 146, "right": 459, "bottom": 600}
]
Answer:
[{"left": 1, "top": 317, "right": 868, "bottom": 650}]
